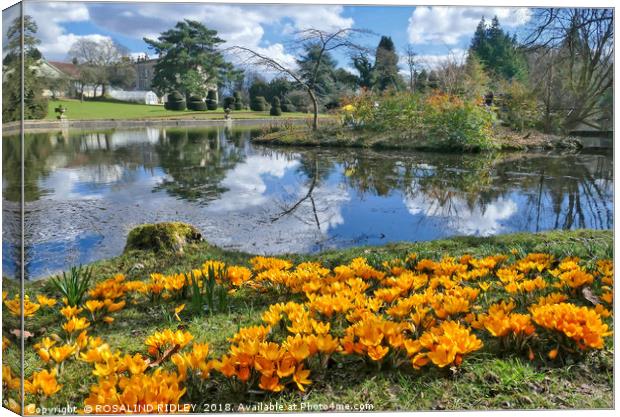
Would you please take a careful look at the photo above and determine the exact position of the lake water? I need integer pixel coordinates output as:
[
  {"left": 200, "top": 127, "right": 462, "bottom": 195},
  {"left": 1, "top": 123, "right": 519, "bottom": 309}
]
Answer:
[{"left": 2, "top": 126, "right": 613, "bottom": 280}]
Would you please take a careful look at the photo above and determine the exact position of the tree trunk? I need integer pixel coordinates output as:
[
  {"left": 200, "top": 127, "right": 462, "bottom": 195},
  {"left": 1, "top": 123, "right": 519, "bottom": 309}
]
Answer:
[
  {"left": 101, "top": 83, "right": 107, "bottom": 98},
  {"left": 544, "top": 59, "right": 553, "bottom": 133},
  {"left": 307, "top": 88, "right": 319, "bottom": 131}
]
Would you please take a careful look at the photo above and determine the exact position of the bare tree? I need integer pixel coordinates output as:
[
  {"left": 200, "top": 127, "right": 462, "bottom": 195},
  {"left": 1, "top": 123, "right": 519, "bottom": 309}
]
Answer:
[
  {"left": 523, "top": 8, "right": 613, "bottom": 131},
  {"left": 230, "top": 28, "right": 369, "bottom": 130},
  {"left": 68, "top": 38, "right": 130, "bottom": 97},
  {"left": 424, "top": 49, "right": 467, "bottom": 96},
  {"left": 404, "top": 44, "right": 418, "bottom": 92}
]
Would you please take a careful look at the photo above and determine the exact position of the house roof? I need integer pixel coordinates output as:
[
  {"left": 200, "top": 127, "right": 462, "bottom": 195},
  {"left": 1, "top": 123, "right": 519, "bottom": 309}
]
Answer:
[{"left": 48, "top": 61, "right": 81, "bottom": 79}]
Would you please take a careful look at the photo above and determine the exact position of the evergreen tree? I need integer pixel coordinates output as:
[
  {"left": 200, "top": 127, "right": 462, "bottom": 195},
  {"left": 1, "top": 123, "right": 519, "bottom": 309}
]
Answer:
[
  {"left": 144, "top": 20, "right": 233, "bottom": 97},
  {"left": 333, "top": 68, "right": 358, "bottom": 90},
  {"left": 468, "top": 16, "right": 527, "bottom": 81},
  {"left": 267, "top": 77, "right": 293, "bottom": 102},
  {"left": 2, "top": 15, "right": 47, "bottom": 122},
  {"left": 469, "top": 17, "right": 487, "bottom": 53},
  {"left": 352, "top": 53, "right": 375, "bottom": 89},
  {"left": 416, "top": 69, "right": 429, "bottom": 93},
  {"left": 374, "top": 36, "right": 404, "bottom": 91},
  {"left": 297, "top": 43, "right": 339, "bottom": 100},
  {"left": 461, "top": 54, "right": 490, "bottom": 100},
  {"left": 427, "top": 70, "right": 439, "bottom": 90},
  {"left": 248, "top": 77, "right": 292, "bottom": 104},
  {"left": 248, "top": 78, "right": 270, "bottom": 103},
  {"left": 3, "top": 15, "right": 41, "bottom": 65}
]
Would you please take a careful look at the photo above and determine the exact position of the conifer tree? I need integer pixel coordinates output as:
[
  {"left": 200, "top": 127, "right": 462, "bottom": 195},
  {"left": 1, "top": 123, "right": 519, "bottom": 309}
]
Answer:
[
  {"left": 468, "top": 16, "right": 527, "bottom": 81},
  {"left": 374, "top": 36, "right": 404, "bottom": 91}
]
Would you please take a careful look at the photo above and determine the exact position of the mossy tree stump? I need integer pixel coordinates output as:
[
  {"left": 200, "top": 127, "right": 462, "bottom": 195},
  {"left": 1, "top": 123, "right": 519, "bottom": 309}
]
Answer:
[{"left": 124, "top": 222, "right": 202, "bottom": 253}]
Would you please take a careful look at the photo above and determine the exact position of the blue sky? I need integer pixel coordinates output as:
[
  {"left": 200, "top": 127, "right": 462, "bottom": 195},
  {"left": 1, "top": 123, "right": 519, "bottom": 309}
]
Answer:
[{"left": 6, "top": 2, "right": 532, "bottom": 71}]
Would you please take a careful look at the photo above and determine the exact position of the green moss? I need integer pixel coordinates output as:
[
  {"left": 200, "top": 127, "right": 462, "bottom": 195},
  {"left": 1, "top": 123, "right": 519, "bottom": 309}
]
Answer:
[{"left": 124, "top": 222, "right": 202, "bottom": 253}]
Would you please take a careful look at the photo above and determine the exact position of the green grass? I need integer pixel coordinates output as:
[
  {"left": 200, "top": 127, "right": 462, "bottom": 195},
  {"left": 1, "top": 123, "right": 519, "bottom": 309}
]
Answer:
[
  {"left": 45, "top": 99, "right": 320, "bottom": 121},
  {"left": 3, "top": 229, "right": 614, "bottom": 411}
]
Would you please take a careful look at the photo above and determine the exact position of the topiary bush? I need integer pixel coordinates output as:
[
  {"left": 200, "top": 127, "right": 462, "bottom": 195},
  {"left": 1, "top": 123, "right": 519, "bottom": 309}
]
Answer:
[
  {"left": 270, "top": 97, "right": 282, "bottom": 116},
  {"left": 165, "top": 91, "right": 186, "bottom": 111},
  {"left": 233, "top": 91, "right": 243, "bottom": 110},
  {"left": 187, "top": 95, "right": 207, "bottom": 111},
  {"left": 206, "top": 90, "right": 218, "bottom": 110},
  {"left": 124, "top": 222, "right": 202, "bottom": 254},
  {"left": 250, "top": 96, "right": 268, "bottom": 111},
  {"left": 223, "top": 96, "right": 235, "bottom": 110}
]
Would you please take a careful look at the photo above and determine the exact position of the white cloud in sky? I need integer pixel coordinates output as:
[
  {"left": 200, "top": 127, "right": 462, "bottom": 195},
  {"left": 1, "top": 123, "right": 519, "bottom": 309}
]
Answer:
[
  {"left": 24, "top": 2, "right": 353, "bottom": 66},
  {"left": 407, "top": 7, "right": 531, "bottom": 46},
  {"left": 21, "top": 2, "right": 118, "bottom": 58},
  {"left": 399, "top": 48, "right": 468, "bottom": 73}
]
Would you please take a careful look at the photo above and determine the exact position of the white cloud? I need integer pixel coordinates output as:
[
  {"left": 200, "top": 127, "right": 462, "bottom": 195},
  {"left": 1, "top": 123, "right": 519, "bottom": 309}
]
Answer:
[
  {"left": 405, "top": 193, "right": 517, "bottom": 236},
  {"left": 86, "top": 3, "right": 353, "bottom": 67},
  {"left": 399, "top": 48, "right": 468, "bottom": 73},
  {"left": 204, "top": 151, "right": 350, "bottom": 253},
  {"left": 274, "top": 5, "right": 354, "bottom": 32},
  {"left": 207, "top": 154, "right": 300, "bottom": 212},
  {"left": 21, "top": 2, "right": 113, "bottom": 59},
  {"left": 418, "top": 48, "right": 468, "bottom": 70},
  {"left": 407, "top": 7, "right": 531, "bottom": 45},
  {"left": 22, "top": 3, "right": 352, "bottom": 65}
]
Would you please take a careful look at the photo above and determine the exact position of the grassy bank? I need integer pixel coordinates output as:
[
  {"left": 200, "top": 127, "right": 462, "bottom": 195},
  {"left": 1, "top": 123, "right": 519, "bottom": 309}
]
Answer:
[
  {"left": 253, "top": 124, "right": 583, "bottom": 152},
  {"left": 3, "top": 229, "right": 613, "bottom": 412},
  {"left": 45, "top": 99, "right": 320, "bottom": 121}
]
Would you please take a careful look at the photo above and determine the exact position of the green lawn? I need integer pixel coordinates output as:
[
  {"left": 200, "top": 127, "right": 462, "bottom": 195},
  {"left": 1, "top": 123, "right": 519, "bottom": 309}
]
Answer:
[
  {"left": 45, "top": 99, "right": 318, "bottom": 121},
  {"left": 3, "top": 229, "right": 613, "bottom": 412}
]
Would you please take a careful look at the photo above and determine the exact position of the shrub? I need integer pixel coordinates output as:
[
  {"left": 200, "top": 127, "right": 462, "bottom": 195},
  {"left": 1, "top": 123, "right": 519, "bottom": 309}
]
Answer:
[
  {"left": 2, "top": 65, "right": 48, "bottom": 122},
  {"left": 250, "top": 96, "right": 268, "bottom": 111},
  {"left": 281, "top": 97, "right": 296, "bottom": 113},
  {"left": 287, "top": 90, "right": 311, "bottom": 113},
  {"left": 497, "top": 80, "right": 539, "bottom": 132},
  {"left": 325, "top": 98, "right": 341, "bottom": 110},
  {"left": 222, "top": 96, "right": 235, "bottom": 110},
  {"left": 165, "top": 91, "right": 186, "bottom": 111},
  {"left": 422, "top": 93, "right": 497, "bottom": 151},
  {"left": 233, "top": 91, "right": 243, "bottom": 110},
  {"left": 342, "top": 90, "right": 384, "bottom": 129},
  {"left": 206, "top": 90, "right": 218, "bottom": 110},
  {"left": 187, "top": 95, "right": 207, "bottom": 111},
  {"left": 270, "top": 97, "right": 282, "bottom": 116},
  {"left": 49, "top": 265, "right": 93, "bottom": 307},
  {"left": 26, "top": 94, "right": 48, "bottom": 119},
  {"left": 343, "top": 91, "right": 496, "bottom": 151}
]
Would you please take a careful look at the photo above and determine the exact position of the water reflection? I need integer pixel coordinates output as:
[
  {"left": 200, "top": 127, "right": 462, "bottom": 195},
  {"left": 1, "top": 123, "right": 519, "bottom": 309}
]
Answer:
[{"left": 1, "top": 126, "right": 612, "bottom": 279}]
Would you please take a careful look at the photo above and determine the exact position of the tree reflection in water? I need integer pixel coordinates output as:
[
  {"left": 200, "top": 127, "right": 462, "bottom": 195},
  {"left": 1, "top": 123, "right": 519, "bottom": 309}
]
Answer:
[
  {"left": 3, "top": 126, "right": 612, "bottom": 279},
  {"left": 267, "top": 147, "right": 612, "bottom": 235}
]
